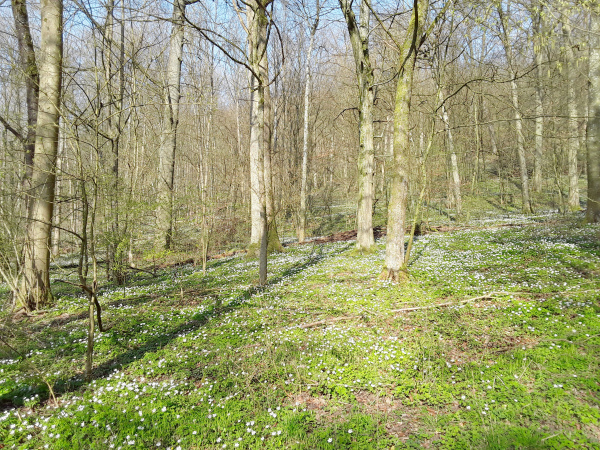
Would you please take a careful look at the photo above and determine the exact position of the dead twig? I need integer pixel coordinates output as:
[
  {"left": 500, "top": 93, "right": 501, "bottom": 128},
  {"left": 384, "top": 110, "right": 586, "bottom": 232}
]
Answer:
[
  {"left": 299, "top": 292, "right": 516, "bottom": 329},
  {"left": 389, "top": 291, "right": 515, "bottom": 313}
]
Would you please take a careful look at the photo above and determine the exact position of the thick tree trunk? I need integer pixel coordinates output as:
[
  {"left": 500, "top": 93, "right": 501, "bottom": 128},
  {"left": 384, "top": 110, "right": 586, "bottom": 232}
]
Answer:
[
  {"left": 247, "top": 0, "right": 270, "bottom": 284},
  {"left": 20, "top": 0, "right": 63, "bottom": 310},
  {"left": 339, "top": 0, "right": 375, "bottom": 252},
  {"left": 11, "top": 0, "right": 39, "bottom": 183},
  {"left": 383, "top": 67, "right": 413, "bottom": 282},
  {"left": 562, "top": 12, "right": 580, "bottom": 211},
  {"left": 381, "top": 0, "right": 425, "bottom": 281},
  {"left": 249, "top": 67, "right": 262, "bottom": 246},
  {"left": 587, "top": 9, "right": 600, "bottom": 223},
  {"left": 158, "top": 0, "right": 185, "bottom": 249}
]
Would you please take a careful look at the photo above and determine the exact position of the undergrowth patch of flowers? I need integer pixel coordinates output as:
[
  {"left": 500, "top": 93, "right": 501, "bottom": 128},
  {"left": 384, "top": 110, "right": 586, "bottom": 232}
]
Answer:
[{"left": 1, "top": 214, "right": 599, "bottom": 448}]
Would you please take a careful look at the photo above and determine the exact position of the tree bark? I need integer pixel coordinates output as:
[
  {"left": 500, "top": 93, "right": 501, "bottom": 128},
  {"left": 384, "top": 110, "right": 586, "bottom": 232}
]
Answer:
[
  {"left": 263, "top": 53, "right": 284, "bottom": 253},
  {"left": 439, "top": 89, "right": 461, "bottom": 215},
  {"left": 299, "top": 8, "right": 320, "bottom": 243},
  {"left": 381, "top": 0, "right": 426, "bottom": 282},
  {"left": 498, "top": 4, "right": 532, "bottom": 214},
  {"left": 11, "top": 0, "right": 39, "bottom": 183},
  {"left": 532, "top": 7, "right": 544, "bottom": 193},
  {"left": 158, "top": 0, "right": 186, "bottom": 249},
  {"left": 247, "top": 0, "right": 270, "bottom": 284},
  {"left": 20, "top": 0, "right": 63, "bottom": 310},
  {"left": 587, "top": 8, "right": 600, "bottom": 223},
  {"left": 562, "top": 10, "right": 580, "bottom": 211},
  {"left": 339, "top": 0, "right": 375, "bottom": 252}
]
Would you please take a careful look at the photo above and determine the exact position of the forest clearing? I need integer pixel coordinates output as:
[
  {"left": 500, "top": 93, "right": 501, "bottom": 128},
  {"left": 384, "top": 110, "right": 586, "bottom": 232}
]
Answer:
[{"left": 1, "top": 213, "right": 599, "bottom": 449}]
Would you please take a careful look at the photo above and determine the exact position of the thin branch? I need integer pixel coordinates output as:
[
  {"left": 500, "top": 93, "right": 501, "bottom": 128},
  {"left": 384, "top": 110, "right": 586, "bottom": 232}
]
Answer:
[
  {"left": 0, "top": 114, "right": 24, "bottom": 141},
  {"left": 300, "top": 291, "right": 516, "bottom": 329}
]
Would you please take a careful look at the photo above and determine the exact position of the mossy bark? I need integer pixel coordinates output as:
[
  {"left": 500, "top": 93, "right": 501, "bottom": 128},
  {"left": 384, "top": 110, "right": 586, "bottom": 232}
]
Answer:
[
  {"left": 339, "top": 0, "right": 375, "bottom": 252},
  {"left": 382, "top": 1, "right": 424, "bottom": 282}
]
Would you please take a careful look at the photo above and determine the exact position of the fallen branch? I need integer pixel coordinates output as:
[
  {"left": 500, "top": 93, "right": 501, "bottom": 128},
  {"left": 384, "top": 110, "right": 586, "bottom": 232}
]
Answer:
[
  {"left": 299, "top": 291, "right": 516, "bottom": 329},
  {"left": 126, "top": 265, "right": 158, "bottom": 276},
  {"left": 389, "top": 291, "right": 515, "bottom": 313}
]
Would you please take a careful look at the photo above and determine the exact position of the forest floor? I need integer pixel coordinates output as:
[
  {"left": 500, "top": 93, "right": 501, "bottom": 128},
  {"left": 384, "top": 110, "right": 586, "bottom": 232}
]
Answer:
[{"left": 1, "top": 212, "right": 600, "bottom": 449}]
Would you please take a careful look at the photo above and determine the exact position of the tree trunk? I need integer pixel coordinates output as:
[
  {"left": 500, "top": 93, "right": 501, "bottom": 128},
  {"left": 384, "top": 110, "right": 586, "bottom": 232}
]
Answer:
[
  {"left": 498, "top": 4, "right": 532, "bottom": 214},
  {"left": 263, "top": 53, "right": 284, "bottom": 253},
  {"left": 381, "top": 0, "right": 426, "bottom": 281},
  {"left": 439, "top": 89, "right": 461, "bottom": 215},
  {"left": 11, "top": 0, "right": 39, "bottom": 183},
  {"left": 587, "top": 8, "right": 600, "bottom": 223},
  {"left": 299, "top": 11, "right": 319, "bottom": 243},
  {"left": 339, "top": 0, "right": 375, "bottom": 252},
  {"left": 248, "top": 11, "right": 263, "bottom": 247},
  {"left": 158, "top": 0, "right": 186, "bottom": 249},
  {"left": 532, "top": 7, "right": 544, "bottom": 193},
  {"left": 247, "top": 0, "right": 270, "bottom": 284},
  {"left": 20, "top": 0, "right": 63, "bottom": 310},
  {"left": 562, "top": 11, "right": 580, "bottom": 211}
]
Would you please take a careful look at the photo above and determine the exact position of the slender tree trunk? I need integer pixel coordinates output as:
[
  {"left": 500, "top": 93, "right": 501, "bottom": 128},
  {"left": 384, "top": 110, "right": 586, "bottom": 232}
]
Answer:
[
  {"left": 52, "top": 134, "right": 63, "bottom": 257},
  {"left": 339, "top": 0, "right": 375, "bottom": 252},
  {"left": 587, "top": 8, "right": 600, "bottom": 223},
  {"left": 439, "top": 89, "right": 461, "bottom": 215},
  {"left": 11, "top": 0, "right": 39, "bottom": 184},
  {"left": 263, "top": 55, "right": 283, "bottom": 253},
  {"left": 532, "top": 7, "right": 544, "bottom": 193},
  {"left": 498, "top": 5, "right": 532, "bottom": 214},
  {"left": 562, "top": 11, "right": 580, "bottom": 211},
  {"left": 299, "top": 11, "right": 319, "bottom": 243},
  {"left": 158, "top": 0, "right": 186, "bottom": 249},
  {"left": 20, "top": 0, "right": 63, "bottom": 310}
]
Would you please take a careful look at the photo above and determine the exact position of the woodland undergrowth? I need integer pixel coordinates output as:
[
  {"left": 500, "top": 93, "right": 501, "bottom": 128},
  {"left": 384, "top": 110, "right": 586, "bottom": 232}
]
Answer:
[{"left": 0, "top": 213, "right": 599, "bottom": 449}]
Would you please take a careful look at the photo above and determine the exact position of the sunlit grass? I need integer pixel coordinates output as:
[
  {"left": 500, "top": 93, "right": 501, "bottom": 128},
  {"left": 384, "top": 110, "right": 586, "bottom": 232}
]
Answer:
[{"left": 1, "top": 213, "right": 599, "bottom": 449}]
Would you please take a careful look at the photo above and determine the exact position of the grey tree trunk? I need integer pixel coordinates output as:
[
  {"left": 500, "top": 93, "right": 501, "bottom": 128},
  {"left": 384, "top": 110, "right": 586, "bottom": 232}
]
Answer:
[
  {"left": 20, "top": 0, "right": 63, "bottom": 310},
  {"left": 102, "top": 0, "right": 127, "bottom": 284},
  {"left": 532, "top": 7, "right": 544, "bottom": 193},
  {"left": 247, "top": 0, "right": 270, "bottom": 283},
  {"left": 439, "top": 89, "right": 461, "bottom": 215},
  {"left": 263, "top": 54, "right": 284, "bottom": 254},
  {"left": 299, "top": 8, "right": 320, "bottom": 243},
  {"left": 587, "top": 9, "right": 600, "bottom": 223},
  {"left": 11, "top": 0, "right": 39, "bottom": 183},
  {"left": 562, "top": 11, "right": 581, "bottom": 211},
  {"left": 498, "top": 5, "right": 532, "bottom": 214},
  {"left": 158, "top": 0, "right": 186, "bottom": 249},
  {"left": 249, "top": 65, "right": 262, "bottom": 247},
  {"left": 339, "top": 0, "right": 375, "bottom": 252}
]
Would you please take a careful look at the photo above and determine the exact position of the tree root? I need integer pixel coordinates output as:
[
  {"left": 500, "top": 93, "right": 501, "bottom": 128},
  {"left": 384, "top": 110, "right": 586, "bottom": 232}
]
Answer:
[{"left": 378, "top": 268, "right": 409, "bottom": 283}]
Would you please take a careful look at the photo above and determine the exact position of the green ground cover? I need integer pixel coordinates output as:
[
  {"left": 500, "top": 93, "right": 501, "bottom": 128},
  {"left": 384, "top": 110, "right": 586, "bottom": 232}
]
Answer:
[{"left": 1, "top": 213, "right": 599, "bottom": 449}]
